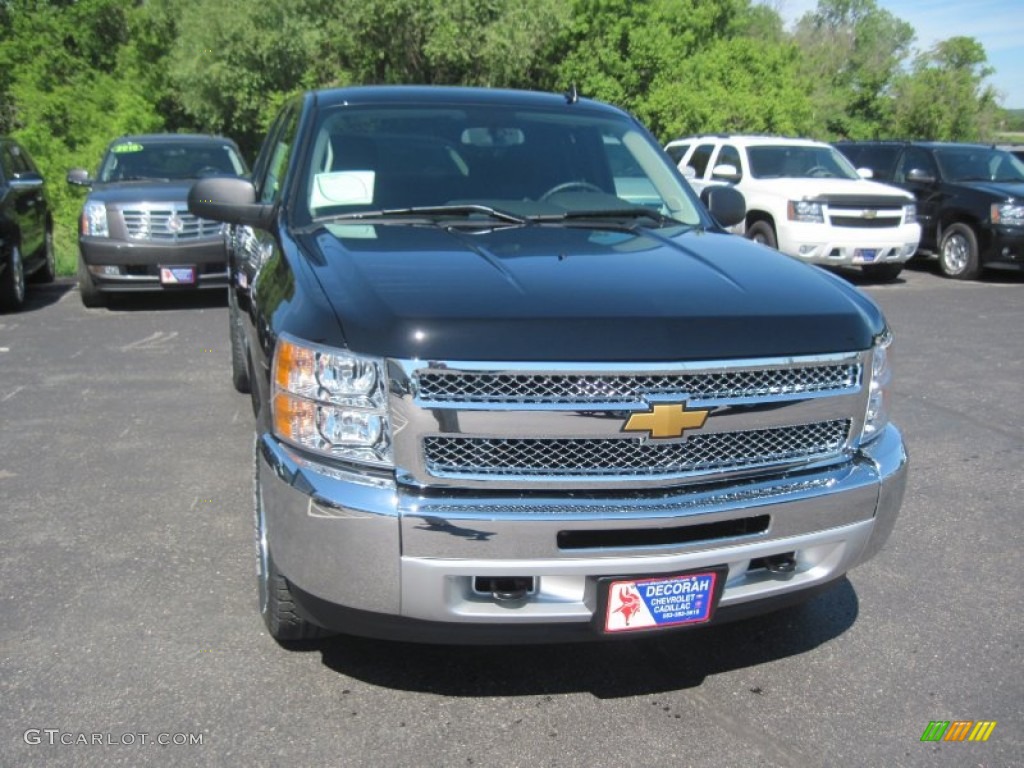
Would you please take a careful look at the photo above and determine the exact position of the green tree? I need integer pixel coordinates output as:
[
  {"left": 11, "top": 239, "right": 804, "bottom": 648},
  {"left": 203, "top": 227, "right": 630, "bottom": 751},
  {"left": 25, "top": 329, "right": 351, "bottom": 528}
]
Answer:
[
  {"left": 644, "top": 36, "right": 813, "bottom": 140},
  {"left": 0, "top": 0, "right": 164, "bottom": 273},
  {"left": 167, "top": 0, "right": 331, "bottom": 158},
  {"left": 891, "top": 37, "right": 999, "bottom": 140},
  {"left": 793, "top": 0, "right": 915, "bottom": 138},
  {"left": 325, "top": 0, "right": 568, "bottom": 87}
]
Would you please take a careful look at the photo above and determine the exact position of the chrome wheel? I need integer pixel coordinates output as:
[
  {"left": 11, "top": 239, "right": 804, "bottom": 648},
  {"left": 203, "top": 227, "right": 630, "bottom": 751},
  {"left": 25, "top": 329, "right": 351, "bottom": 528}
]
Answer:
[
  {"left": 11, "top": 245, "right": 24, "bottom": 304},
  {"left": 938, "top": 223, "right": 980, "bottom": 280},
  {"left": 940, "top": 233, "right": 969, "bottom": 275}
]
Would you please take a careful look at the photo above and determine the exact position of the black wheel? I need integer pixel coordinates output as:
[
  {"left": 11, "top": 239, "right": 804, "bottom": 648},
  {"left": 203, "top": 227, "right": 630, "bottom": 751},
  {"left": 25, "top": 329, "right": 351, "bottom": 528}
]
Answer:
[
  {"left": 0, "top": 243, "right": 26, "bottom": 312},
  {"left": 30, "top": 226, "right": 56, "bottom": 284},
  {"left": 746, "top": 221, "right": 777, "bottom": 249},
  {"left": 228, "top": 287, "right": 251, "bottom": 393},
  {"left": 77, "top": 253, "right": 105, "bottom": 308},
  {"left": 254, "top": 440, "right": 334, "bottom": 641},
  {"left": 862, "top": 263, "right": 903, "bottom": 282},
  {"left": 938, "top": 223, "right": 981, "bottom": 280}
]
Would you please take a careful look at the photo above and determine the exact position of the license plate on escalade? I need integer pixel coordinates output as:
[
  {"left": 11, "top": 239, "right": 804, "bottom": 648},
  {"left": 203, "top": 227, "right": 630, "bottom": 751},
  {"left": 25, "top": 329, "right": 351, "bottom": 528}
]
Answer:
[
  {"left": 855, "top": 249, "right": 877, "bottom": 262},
  {"left": 597, "top": 567, "right": 727, "bottom": 634},
  {"left": 160, "top": 266, "right": 196, "bottom": 285}
]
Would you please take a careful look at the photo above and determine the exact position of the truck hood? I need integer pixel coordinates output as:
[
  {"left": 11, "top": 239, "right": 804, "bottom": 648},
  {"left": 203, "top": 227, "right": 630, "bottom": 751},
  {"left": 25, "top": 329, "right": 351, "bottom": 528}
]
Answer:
[
  {"left": 87, "top": 180, "right": 196, "bottom": 205},
  {"left": 301, "top": 222, "right": 884, "bottom": 362},
  {"left": 952, "top": 180, "right": 1024, "bottom": 200},
  {"left": 763, "top": 177, "right": 913, "bottom": 203}
]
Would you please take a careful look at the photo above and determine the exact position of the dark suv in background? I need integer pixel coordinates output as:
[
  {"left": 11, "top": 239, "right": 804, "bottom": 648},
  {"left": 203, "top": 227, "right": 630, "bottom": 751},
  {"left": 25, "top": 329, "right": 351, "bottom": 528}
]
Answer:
[
  {"left": 835, "top": 141, "right": 1024, "bottom": 279},
  {"left": 1, "top": 137, "right": 54, "bottom": 312},
  {"left": 67, "top": 134, "right": 247, "bottom": 307}
]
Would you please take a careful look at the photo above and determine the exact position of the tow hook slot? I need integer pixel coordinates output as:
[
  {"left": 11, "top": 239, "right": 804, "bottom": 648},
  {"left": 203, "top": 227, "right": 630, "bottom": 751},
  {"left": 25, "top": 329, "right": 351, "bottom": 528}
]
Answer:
[
  {"left": 474, "top": 576, "right": 535, "bottom": 602},
  {"left": 764, "top": 552, "right": 797, "bottom": 574}
]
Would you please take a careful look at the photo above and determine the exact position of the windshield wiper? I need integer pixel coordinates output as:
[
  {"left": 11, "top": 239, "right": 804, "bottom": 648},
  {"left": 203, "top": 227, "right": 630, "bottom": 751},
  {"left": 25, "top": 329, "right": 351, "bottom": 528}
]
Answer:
[
  {"left": 327, "top": 204, "right": 527, "bottom": 225},
  {"left": 528, "top": 207, "right": 678, "bottom": 227},
  {"left": 116, "top": 175, "right": 171, "bottom": 182}
]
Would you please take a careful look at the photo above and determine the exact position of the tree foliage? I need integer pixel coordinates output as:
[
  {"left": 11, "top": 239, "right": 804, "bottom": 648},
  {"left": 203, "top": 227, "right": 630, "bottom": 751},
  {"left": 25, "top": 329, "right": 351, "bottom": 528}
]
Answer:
[
  {"left": 0, "top": 0, "right": 1013, "bottom": 274},
  {"left": 890, "top": 37, "right": 999, "bottom": 141},
  {"left": 793, "top": 0, "right": 915, "bottom": 138}
]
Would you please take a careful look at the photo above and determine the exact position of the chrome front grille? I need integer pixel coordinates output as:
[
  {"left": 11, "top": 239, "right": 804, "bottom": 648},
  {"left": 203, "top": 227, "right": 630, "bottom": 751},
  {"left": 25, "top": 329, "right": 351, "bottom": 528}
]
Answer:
[
  {"left": 415, "top": 364, "right": 859, "bottom": 405},
  {"left": 392, "top": 353, "right": 870, "bottom": 490},
  {"left": 424, "top": 421, "right": 851, "bottom": 478},
  {"left": 122, "top": 204, "right": 225, "bottom": 242}
]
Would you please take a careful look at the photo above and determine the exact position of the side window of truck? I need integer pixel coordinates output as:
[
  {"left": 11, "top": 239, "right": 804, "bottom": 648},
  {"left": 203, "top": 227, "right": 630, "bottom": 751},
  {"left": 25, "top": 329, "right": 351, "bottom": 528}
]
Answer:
[
  {"left": 895, "top": 147, "right": 936, "bottom": 183},
  {"left": 256, "top": 104, "right": 300, "bottom": 205},
  {"left": 714, "top": 145, "right": 743, "bottom": 182},
  {"left": 687, "top": 144, "right": 716, "bottom": 178}
]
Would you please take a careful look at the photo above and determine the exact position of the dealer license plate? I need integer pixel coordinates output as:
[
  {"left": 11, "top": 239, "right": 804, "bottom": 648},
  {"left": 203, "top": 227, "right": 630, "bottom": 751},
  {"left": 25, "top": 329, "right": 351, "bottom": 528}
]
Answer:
[
  {"left": 160, "top": 266, "right": 196, "bottom": 285},
  {"left": 599, "top": 568, "right": 726, "bottom": 634},
  {"left": 855, "top": 249, "right": 877, "bottom": 262}
]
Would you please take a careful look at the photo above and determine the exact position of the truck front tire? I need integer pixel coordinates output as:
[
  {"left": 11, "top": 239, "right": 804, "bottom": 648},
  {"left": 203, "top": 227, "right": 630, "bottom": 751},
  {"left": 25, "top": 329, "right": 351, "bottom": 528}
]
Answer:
[{"left": 938, "top": 223, "right": 981, "bottom": 280}]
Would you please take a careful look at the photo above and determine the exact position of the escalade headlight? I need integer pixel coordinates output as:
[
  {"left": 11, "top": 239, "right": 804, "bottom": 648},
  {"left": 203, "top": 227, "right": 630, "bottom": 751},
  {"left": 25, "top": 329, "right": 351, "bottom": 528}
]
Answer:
[
  {"left": 991, "top": 202, "right": 1024, "bottom": 227},
  {"left": 862, "top": 329, "right": 893, "bottom": 443},
  {"left": 81, "top": 200, "right": 109, "bottom": 237},
  {"left": 788, "top": 200, "right": 824, "bottom": 223},
  {"left": 904, "top": 203, "right": 917, "bottom": 225},
  {"left": 271, "top": 335, "right": 392, "bottom": 467}
]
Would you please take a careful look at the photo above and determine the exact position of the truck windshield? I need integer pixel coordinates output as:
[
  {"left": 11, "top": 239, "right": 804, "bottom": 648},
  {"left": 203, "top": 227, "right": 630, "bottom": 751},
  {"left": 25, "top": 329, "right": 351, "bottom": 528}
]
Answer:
[
  {"left": 747, "top": 145, "right": 860, "bottom": 180},
  {"left": 301, "top": 104, "right": 701, "bottom": 227},
  {"left": 934, "top": 147, "right": 1024, "bottom": 183}
]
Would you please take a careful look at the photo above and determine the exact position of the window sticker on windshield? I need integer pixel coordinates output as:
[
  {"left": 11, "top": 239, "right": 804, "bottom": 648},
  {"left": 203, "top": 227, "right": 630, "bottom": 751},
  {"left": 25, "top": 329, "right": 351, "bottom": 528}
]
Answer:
[
  {"left": 112, "top": 142, "right": 144, "bottom": 153},
  {"left": 324, "top": 224, "right": 377, "bottom": 240},
  {"left": 311, "top": 171, "right": 375, "bottom": 208}
]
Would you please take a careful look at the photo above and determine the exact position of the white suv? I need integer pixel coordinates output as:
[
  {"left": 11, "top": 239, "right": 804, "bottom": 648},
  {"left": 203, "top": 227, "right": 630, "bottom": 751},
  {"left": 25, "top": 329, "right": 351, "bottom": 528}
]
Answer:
[{"left": 665, "top": 135, "right": 921, "bottom": 280}]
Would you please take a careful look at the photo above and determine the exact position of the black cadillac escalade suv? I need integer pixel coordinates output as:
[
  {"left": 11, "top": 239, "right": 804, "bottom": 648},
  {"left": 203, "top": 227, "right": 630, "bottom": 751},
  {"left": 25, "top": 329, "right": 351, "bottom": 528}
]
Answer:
[
  {"left": 835, "top": 141, "right": 1024, "bottom": 279},
  {"left": 189, "top": 86, "right": 907, "bottom": 645}
]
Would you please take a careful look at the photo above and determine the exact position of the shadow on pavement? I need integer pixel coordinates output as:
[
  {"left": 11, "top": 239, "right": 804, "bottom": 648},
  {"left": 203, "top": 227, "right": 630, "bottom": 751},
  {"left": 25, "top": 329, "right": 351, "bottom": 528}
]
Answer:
[
  {"left": 297, "top": 578, "right": 859, "bottom": 699},
  {"left": 12, "top": 278, "right": 76, "bottom": 314}
]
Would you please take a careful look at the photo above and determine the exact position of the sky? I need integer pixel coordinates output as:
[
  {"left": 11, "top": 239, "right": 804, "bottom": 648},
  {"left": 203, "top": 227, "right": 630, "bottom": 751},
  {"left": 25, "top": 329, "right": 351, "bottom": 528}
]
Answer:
[{"left": 767, "top": 0, "right": 1024, "bottom": 109}]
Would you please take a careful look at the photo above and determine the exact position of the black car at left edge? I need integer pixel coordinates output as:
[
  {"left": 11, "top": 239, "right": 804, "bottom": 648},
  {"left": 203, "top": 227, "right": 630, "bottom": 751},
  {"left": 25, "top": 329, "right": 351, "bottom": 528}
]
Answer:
[
  {"left": 0, "top": 137, "right": 55, "bottom": 313},
  {"left": 67, "top": 133, "right": 248, "bottom": 307}
]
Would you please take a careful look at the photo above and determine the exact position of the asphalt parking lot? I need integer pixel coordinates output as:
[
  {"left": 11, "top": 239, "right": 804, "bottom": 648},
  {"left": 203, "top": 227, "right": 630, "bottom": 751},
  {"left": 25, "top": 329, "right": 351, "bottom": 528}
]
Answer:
[{"left": 1, "top": 262, "right": 1021, "bottom": 767}]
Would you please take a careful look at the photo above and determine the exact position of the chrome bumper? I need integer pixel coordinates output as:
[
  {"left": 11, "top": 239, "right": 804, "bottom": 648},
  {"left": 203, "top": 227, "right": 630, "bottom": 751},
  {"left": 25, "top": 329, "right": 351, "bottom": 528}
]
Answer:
[{"left": 260, "top": 423, "right": 907, "bottom": 632}]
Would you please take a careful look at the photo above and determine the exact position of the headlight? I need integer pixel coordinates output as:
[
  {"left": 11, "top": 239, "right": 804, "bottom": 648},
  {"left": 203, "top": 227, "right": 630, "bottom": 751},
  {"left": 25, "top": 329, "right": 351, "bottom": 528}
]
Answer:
[
  {"left": 271, "top": 335, "right": 392, "bottom": 466},
  {"left": 81, "top": 200, "right": 108, "bottom": 237},
  {"left": 991, "top": 202, "right": 1024, "bottom": 227},
  {"left": 862, "top": 329, "right": 893, "bottom": 443},
  {"left": 788, "top": 200, "right": 824, "bottom": 223},
  {"left": 904, "top": 203, "right": 917, "bottom": 225}
]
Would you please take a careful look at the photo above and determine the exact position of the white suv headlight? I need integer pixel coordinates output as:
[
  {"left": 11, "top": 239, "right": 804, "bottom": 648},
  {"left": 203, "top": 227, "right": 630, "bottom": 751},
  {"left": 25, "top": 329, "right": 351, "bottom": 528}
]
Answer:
[
  {"left": 81, "top": 200, "right": 109, "bottom": 237},
  {"left": 272, "top": 335, "right": 392, "bottom": 466},
  {"left": 862, "top": 329, "right": 893, "bottom": 443},
  {"left": 904, "top": 203, "right": 917, "bottom": 225},
  {"left": 788, "top": 200, "right": 824, "bottom": 223}
]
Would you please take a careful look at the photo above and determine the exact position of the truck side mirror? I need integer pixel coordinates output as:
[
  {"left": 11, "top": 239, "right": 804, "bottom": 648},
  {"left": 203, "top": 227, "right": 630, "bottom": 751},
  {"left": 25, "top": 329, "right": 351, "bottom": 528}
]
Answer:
[
  {"left": 906, "top": 168, "right": 936, "bottom": 185},
  {"left": 67, "top": 168, "right": 93, "bottom": 187},
  {"left": 710, "top": 163, "right": 741, "bottom": 183},
  {"left": 700, "top": 185, "right": 746, "bottom": 228}
]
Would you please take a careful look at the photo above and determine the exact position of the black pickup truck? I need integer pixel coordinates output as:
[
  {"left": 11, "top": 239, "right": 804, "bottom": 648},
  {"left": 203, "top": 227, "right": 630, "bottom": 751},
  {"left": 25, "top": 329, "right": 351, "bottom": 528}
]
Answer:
[
  {"left": 190, "top": 86, "right": 907, "bottom": 644},
  {"left": 835, "top": 141, "right": 1024, "bottom": 279}
]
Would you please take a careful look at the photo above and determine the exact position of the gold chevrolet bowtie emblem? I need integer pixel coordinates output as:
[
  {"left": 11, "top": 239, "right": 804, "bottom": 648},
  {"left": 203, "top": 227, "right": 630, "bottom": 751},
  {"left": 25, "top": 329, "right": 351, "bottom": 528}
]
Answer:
[{"left": 623, "top": 403, "right": 710, "bottom": 439}]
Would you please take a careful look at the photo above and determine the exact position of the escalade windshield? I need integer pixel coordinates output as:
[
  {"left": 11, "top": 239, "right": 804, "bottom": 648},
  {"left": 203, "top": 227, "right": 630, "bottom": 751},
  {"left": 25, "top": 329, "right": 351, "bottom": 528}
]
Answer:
[
  {"left": 747, "top": 145, "right": 860, "bottom": 180},
  {"left": 300, "top": 105, "right": 701, "bottom": 226},
  {"left": 98, "top": 140, "right": 246, "bottom": 182}
]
